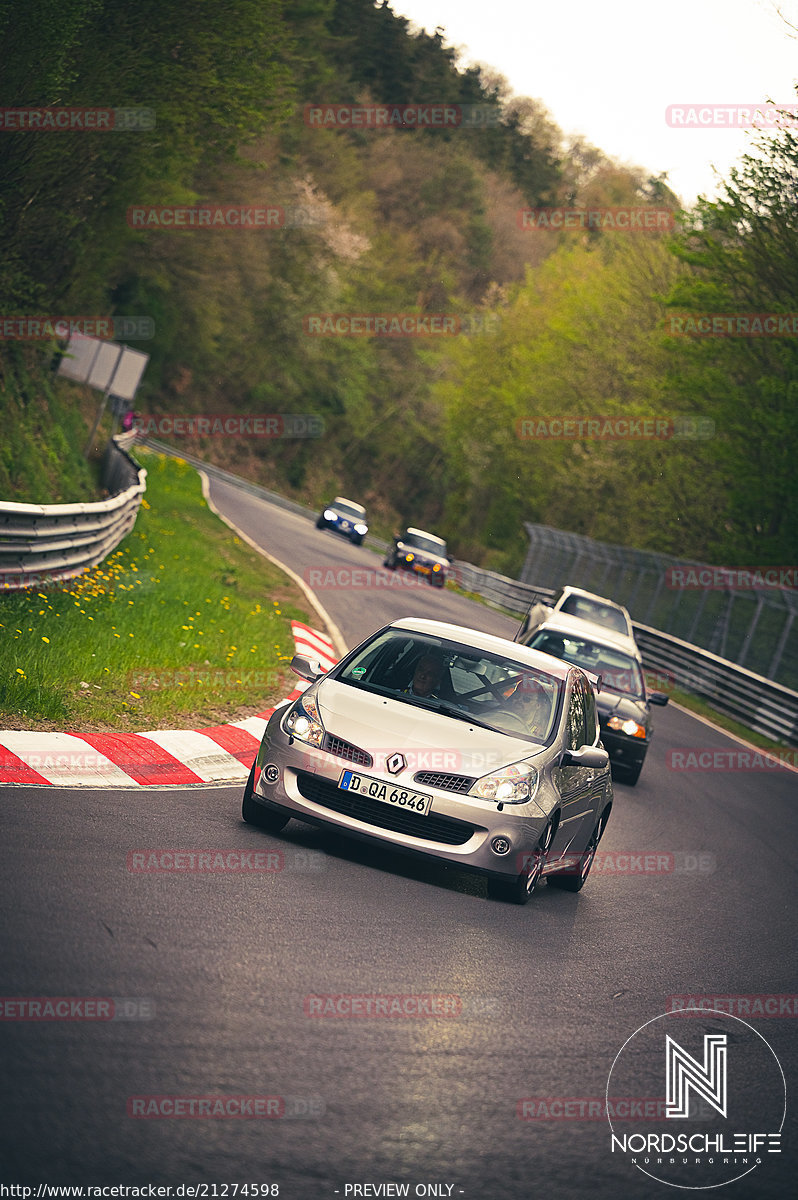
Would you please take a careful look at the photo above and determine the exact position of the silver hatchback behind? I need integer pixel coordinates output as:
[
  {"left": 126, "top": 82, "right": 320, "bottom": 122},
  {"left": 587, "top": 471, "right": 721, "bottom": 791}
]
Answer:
[{"left": 242, "top": 618, "right": 613, "bottom": 904}]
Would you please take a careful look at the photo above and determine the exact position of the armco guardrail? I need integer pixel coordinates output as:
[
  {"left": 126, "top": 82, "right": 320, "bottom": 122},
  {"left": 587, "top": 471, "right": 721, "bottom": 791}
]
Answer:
[
  {"left": 140, "top": 438, "right": 797, "bottom": 745},
  {"left": 632, "top": 623, "right": 798, "bottom": 746},
  {"left": 0, "top": 434, "right": 146, "bottom": 590},
  {"left": 450, "top": 560, "right": 554, "bottom": 615}
]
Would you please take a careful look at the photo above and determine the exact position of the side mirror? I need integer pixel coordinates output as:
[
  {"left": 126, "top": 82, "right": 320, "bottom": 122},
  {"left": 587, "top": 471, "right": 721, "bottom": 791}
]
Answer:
[
  {"left": 649, "top": 691, "right": 669, "bottom": 706},
  {"left": 561, "top": 745, "right": 610, "bottom": 770},
  {"left": 290, "top": 654, "right": 325, "bottom": 682}
]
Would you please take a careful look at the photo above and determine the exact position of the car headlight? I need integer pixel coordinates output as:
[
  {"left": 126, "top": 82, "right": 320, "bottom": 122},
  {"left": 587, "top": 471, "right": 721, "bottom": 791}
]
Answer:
[
  {"left": 354, "top": 523, "right": 368, "bottom": 535},
  {"left": 607, "top": 715, "right": 646, "bottom": 739},
  {"left": 283, "top": 693, "right": 325, "bottom": 747},
  {"left": 404, "top": 552, "right": 415, "bottom": 563},
  {"left": 470, "top": 761, "right": 538, "bottom": 804},
  {"left": 323, "top": 509, "right": 336, "bottom": 521},
  {"left": 432, "top": 562, "right": 442, "bottom": 572}
]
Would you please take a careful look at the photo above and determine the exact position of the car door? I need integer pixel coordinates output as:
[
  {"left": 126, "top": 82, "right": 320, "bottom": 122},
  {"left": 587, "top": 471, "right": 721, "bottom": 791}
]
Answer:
[{"left": 548, "top": 671, "right": 603, "bottom": 864}]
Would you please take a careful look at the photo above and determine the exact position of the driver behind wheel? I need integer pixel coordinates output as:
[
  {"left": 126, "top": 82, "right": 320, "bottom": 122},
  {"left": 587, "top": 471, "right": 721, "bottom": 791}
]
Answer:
[{"left": 403, "top": 653, "right": 444, "bottom": 698}]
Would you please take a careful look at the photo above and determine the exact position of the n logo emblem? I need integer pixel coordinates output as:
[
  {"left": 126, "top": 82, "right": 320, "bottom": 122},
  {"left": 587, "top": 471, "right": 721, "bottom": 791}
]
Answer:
[{"left": 665, "top": 1034, "right": 727, "bottom": 1119}]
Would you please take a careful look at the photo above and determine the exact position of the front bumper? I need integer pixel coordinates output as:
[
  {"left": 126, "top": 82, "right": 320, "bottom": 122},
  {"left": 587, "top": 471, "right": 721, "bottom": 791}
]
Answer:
[
  {"left": 250, "top": 712, "right": 548, "bottom": 880},
  {"left": 395, "top": 558, "right": 447, "bottom": 584}
]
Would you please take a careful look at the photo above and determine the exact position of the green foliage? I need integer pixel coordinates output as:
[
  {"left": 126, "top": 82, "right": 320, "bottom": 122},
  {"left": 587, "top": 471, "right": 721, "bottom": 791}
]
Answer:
[
  {"left": 2, "top": 0, "right": 794, "bottom": 577},
  {"left": 665, "top": 121, "right": 798, "bottom": 563},
  {"left": 0, "top": 346, "right": 100, "bottom": 502},
  {"left": 0, "top": 449, "right": 311, "bottom": 726}
]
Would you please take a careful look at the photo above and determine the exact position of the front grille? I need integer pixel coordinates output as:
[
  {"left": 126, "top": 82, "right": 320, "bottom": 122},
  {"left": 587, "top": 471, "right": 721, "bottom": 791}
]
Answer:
[
  {"left": 414, "top": 771, "right": 476, "bottom": 794},
  {"left": 322, "top": 733, "right": 373, "bottom": 768},
  {"left": 295, "top": 772, "right": 475, "bottom": 846}
]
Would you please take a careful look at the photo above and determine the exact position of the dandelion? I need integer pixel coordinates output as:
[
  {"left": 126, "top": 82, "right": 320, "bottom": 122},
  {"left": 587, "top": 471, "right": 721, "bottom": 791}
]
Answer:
[
  {"left": 15, "top": 668, "right": 24, "bottom": 676},
  {"left": 130, "top": 692, "right": 140, "bottom": 699},
  {"left": 41, "top": 636, "right": 50, "bottom": 643}
]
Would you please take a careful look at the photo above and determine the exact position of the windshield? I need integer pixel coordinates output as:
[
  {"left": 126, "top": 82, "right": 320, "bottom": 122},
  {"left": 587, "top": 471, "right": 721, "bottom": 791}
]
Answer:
[
  {"left": 559, "top": 594, "right": 629, "bottom": 634},
  {"left": 529, "top": 630, "right": 644, "bottom": 699},
  {"left": 332, "top": 629, "right": 562, "bottom": 744},
  {"left": 401, "top": 532, "right": 447, "bottom": 556},
  {"left": 332, "top": 499, "right": 366, "bottom": 519}
]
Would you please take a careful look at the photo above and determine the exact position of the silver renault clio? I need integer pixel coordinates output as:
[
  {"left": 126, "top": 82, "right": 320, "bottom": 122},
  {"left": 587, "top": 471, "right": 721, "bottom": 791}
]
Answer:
[{"left": 242, "top": 618, "right": 613, "bottom": 904}]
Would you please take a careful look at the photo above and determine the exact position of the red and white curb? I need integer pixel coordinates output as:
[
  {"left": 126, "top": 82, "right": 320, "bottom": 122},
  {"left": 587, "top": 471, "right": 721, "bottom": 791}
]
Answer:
[{"left": 0, "top": 622, "right": 338, "bottom": 788}]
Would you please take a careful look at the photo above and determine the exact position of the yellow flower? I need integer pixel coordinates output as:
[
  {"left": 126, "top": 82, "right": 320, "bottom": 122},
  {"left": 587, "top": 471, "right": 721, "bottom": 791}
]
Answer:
[
  {"left": 15, "top": 668, "right": 24, "bottom": 676},
  {"left": 41, "top": 636, "right": 50, "bottom": 643},
  {"left": 130, "top": 691, "right": 140, "bottom": 699}
]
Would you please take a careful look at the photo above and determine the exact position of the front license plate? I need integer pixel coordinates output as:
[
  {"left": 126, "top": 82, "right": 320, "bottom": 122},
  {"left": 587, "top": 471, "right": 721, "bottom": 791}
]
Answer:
[
  {"left": 338, "top": 770, "right": 431, "bottom": 816},
  {"left": 414, "top": 563, "right": 431, "bottom": 574}
]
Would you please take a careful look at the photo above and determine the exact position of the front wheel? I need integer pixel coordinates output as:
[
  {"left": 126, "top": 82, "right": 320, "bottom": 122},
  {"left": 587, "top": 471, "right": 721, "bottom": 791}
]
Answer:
[
  {"left": 547, "top": 821, "right": 600, "bottom": 892},
  {"left": 487, "top": 823, "right": 554, "bottom": 905},
  {"left": 242, "top": 761, "right": 290, "bottom": 832},
  {"left": 383, "top": 555, "right": 396, "bottom": 570}
]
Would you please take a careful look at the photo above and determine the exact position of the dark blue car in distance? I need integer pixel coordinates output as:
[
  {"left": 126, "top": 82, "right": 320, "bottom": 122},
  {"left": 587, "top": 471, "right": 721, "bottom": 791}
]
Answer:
[{"left": 316, "top": 496, "right": 369, "bottom": 545}]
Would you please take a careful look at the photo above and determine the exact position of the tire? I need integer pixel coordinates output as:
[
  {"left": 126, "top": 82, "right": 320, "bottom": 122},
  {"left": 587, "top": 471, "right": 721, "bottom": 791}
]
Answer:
[
  {"left": 487, "top": 823, "right": 554, "bottom": 905},
  {"left": 547, "top": 820, "right": 601, "bottom": 892},
  {"left": 241, "top": 761, "right": 290, "bottom": 832},
  {"left": 612, "top": 759, "right": 643, "bottom": 787},
  {"left": 430, "top": 575, "right": 445, "bottom": 589},
  {"left": 351, "top": 534, "right": 363, "bottom": 546},
  {"left": 383, "top": 555, "right": 396, "bottom": 570},
  {"left": 315, "top": 516, "right": 326, "bottom": 530}
]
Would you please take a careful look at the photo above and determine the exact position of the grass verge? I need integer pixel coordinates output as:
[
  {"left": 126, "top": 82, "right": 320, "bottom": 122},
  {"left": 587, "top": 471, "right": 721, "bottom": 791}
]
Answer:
[{"left": 0, "top": 448, "right": 316, "bottom": 731}]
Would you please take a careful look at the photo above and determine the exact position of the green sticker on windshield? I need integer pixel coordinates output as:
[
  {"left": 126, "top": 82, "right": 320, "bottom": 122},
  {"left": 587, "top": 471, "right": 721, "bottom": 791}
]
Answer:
[{"left": 351, "top": 666, "right": 366, "bottom": 676}]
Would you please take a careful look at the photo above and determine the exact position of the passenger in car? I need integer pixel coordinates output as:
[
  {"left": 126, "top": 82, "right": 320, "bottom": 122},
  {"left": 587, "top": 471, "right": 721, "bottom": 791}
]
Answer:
[{"left": 505, "top": 675, "right": 552, "bottom": 737}]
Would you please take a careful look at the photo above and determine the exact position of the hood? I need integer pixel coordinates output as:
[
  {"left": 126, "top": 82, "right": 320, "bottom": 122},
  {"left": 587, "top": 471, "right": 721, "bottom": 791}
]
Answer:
[
  {"left": 315, "top": 679, "right": 539, "bottom": 778},
  {"left": 597, "top": 691, "right": 647, "bottom": 722}
]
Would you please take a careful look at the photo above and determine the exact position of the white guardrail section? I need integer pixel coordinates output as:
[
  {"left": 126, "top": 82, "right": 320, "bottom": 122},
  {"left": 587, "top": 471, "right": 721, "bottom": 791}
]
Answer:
[
  {"left": 140, "top": 437, "right": 798, "bottom": 744},
  {"left": 0, "top": 433, "right": 147, "bottom": 590}
]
